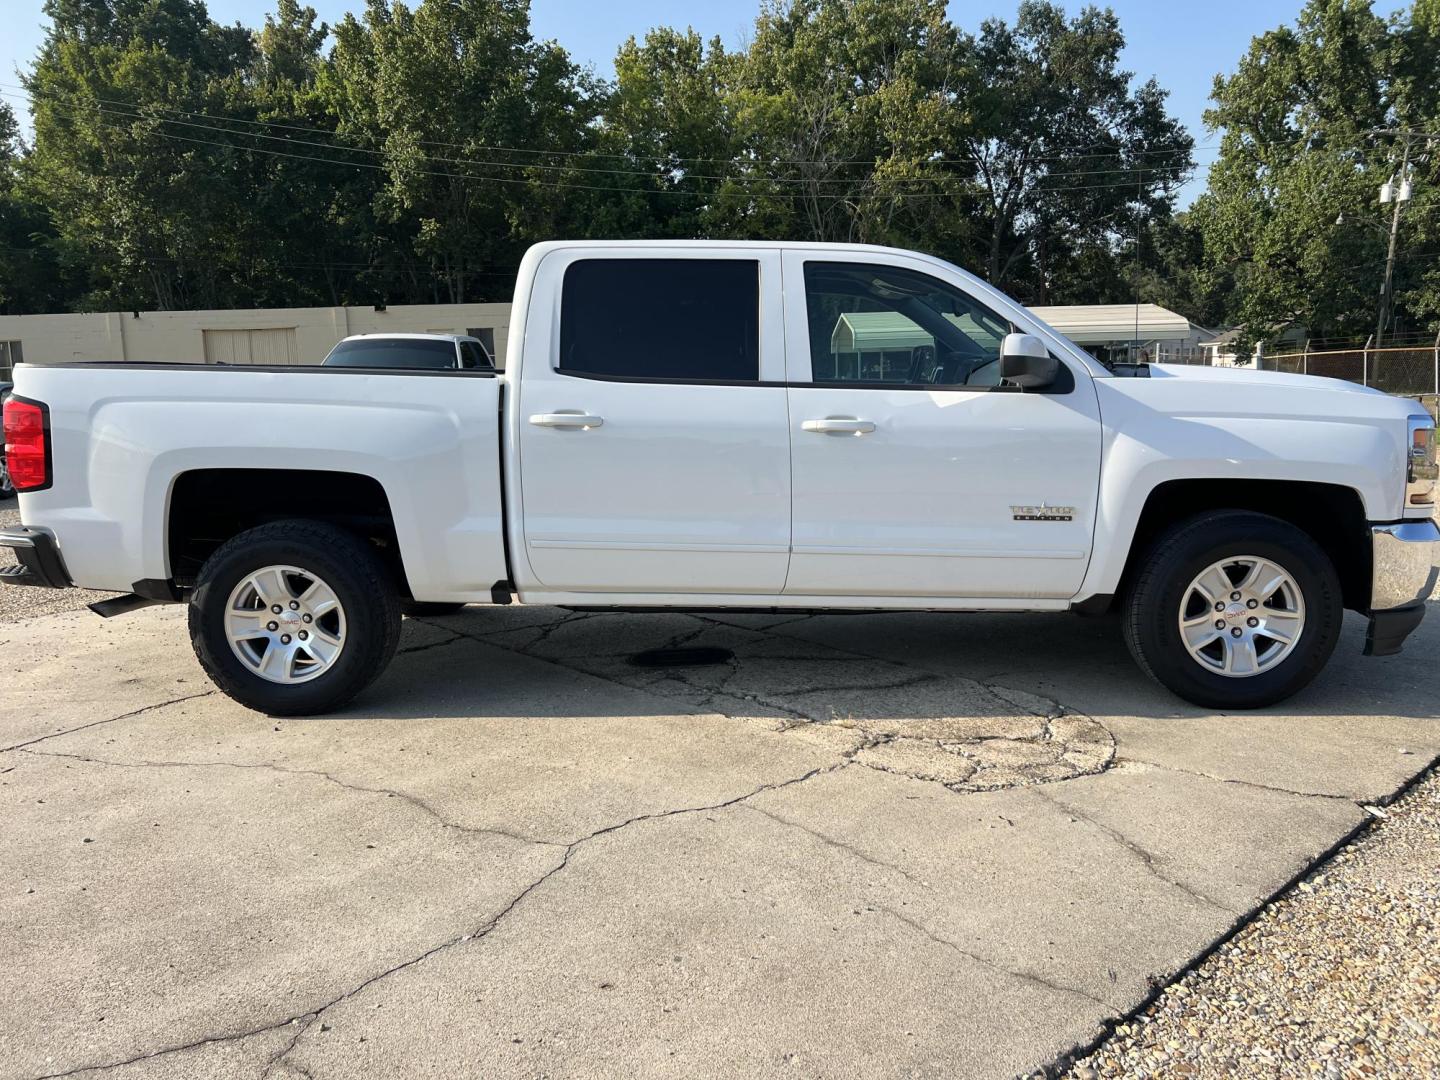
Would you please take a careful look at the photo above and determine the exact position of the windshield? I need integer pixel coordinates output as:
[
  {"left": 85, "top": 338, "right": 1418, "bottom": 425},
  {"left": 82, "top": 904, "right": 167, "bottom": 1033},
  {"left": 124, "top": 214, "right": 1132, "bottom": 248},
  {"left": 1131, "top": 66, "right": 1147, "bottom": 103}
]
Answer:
[{"left": 323, "top": 339, "right": 457, "bottom": 369}]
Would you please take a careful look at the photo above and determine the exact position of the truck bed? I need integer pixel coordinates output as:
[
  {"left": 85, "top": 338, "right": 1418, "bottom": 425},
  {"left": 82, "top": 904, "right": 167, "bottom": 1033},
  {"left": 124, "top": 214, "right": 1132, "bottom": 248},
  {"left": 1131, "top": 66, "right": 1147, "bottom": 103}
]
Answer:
[{"left": 10, "top": 363, "right": 508, "bottom": 601}]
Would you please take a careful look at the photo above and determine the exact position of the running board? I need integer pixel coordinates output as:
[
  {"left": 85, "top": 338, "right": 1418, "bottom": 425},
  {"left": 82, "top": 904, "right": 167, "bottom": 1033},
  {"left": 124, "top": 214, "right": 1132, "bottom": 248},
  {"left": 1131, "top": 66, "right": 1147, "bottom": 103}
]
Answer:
[{"left": 89, "top": 593, "right": 169, "bottom": 619}]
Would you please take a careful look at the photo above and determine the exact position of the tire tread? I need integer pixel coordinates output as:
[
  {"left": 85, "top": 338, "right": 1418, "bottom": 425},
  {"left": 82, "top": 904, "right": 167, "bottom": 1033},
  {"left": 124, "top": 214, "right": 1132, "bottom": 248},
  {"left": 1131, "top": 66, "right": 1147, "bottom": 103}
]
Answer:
[
  {"left": 1122, "top": 510, "right": 1342, "bottom": 709},
  {"left": 188, "top": 519, "right": 401, "bottom": 715}
]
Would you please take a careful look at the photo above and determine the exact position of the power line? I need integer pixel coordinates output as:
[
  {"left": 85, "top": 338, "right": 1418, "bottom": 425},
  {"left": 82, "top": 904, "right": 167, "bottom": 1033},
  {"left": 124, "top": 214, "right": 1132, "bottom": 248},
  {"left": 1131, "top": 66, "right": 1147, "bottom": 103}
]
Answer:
[
  {"left": 0, "top": 90, "right": 1200, "bottom": 187},
  {"left": 13, "top": 92, "right": 1197, "bottom": 202},
  {"left": 2, "top": 81, "right": 1212, "bottom": 170}
]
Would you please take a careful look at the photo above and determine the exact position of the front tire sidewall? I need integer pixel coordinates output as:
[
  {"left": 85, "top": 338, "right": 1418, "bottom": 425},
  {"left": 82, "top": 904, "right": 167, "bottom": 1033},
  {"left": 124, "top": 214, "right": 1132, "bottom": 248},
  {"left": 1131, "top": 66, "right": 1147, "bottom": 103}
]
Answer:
[
  {"left": 190, "top": 527, "right": 399, "bottom": 716},
  {"left": 1128, "top": 518, "right": 1342, "bottom": 709}
]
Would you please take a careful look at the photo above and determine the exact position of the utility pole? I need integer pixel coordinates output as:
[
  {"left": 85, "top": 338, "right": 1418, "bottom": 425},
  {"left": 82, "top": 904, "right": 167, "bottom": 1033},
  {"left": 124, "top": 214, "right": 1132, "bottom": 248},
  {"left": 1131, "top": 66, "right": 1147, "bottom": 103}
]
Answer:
[{"left": 1371, "top": 129, "right": 1427, "bottom": 346}]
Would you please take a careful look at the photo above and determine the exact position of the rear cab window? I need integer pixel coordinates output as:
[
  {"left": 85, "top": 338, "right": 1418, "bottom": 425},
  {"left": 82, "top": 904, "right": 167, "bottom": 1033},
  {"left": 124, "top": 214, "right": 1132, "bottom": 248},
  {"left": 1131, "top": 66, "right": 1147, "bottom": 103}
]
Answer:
[
  {"left": 559, "top": 259, "right": 760, "bottom": 383},
  {"left": 323, "top": 338, "right": 458, "bottom": 369}
]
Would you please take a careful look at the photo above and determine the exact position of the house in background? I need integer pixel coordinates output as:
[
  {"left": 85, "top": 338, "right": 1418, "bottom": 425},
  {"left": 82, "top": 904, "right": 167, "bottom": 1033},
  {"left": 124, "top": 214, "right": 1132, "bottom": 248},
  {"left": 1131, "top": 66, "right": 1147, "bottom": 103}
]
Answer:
[
  {"left": 1027, "top": 303, "right": 1219, "bottom": 366},
  {"left": 1198, "top": 327, "right": 1249, "bottom": 367}
]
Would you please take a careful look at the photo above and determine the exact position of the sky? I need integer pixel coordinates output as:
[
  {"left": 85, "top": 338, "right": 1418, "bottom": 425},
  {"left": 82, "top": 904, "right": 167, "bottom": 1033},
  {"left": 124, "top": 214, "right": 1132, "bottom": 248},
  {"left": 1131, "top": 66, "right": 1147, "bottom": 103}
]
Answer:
[{"left": 0, "top": 0, "right": 1413, "bottom": 206}]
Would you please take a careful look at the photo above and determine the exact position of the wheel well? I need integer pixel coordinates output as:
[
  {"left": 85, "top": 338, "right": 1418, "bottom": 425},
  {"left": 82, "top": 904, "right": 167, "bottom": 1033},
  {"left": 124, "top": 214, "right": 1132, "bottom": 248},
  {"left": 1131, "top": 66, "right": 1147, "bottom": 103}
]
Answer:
[
  {"left": 167, "top": 469, "right": 409, "bottom": 595},
  {"left": 1118, "top": 479, "right": 1372, "bottom": 612}
]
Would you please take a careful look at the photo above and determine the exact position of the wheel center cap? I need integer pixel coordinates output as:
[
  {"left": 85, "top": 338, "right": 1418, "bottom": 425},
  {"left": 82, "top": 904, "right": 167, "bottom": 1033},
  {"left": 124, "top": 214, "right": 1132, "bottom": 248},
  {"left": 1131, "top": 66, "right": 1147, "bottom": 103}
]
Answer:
[
  {"left": 1224, "top": 603, "right": 1247, "bottom": 622},
  {"left": 280, "top": 610, "right": 302, "bottom": 626}
]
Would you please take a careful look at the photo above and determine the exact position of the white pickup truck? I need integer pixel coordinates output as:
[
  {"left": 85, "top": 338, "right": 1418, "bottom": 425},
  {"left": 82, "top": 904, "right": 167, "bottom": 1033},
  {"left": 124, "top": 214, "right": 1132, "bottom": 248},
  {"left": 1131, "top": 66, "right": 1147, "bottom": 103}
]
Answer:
[{"left": 3, "top": 241, "right": 1437, "bottom": 715}]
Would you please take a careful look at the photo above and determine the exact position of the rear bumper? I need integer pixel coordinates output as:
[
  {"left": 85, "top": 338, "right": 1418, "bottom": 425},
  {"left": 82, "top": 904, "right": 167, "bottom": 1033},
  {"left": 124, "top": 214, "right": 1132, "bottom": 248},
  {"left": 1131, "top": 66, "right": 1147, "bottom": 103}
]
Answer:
[
  {"left": 1365, "top": 519, "right": 1439, "bottom": 656},
  {"left": 0, "top": 526, "right": 72, "bottom": 589}
]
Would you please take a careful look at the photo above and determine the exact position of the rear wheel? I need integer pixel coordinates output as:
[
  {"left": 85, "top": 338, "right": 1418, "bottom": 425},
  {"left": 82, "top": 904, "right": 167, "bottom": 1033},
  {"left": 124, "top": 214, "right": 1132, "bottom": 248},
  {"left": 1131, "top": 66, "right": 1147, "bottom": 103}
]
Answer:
[
  {"left": 1123, "top": 511, "right": 1343, "bottom": 709},
  {"left": 189, "top": 520, "right": 401, "bottom": 715}
]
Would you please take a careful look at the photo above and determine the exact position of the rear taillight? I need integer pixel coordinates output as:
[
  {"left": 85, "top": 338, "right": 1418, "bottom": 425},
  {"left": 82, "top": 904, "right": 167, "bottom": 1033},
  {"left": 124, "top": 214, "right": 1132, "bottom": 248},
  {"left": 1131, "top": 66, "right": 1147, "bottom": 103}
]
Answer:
[{"left": 2, "top": 396, "right": 51, "bottom": 492}]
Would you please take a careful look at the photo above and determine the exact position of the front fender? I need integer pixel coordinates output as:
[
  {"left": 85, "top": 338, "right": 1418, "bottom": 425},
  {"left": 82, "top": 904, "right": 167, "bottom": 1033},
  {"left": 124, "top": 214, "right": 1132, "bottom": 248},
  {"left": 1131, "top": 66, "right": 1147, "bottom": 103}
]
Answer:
[{"left": 1079, "top": 379, "right": 1407, "bottom": 599}]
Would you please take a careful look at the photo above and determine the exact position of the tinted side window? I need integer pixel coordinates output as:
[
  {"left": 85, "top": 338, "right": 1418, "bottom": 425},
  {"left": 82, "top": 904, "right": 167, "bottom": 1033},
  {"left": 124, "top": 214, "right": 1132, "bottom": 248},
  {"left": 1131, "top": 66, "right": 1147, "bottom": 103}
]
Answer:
[
  {"left": 460, "top": 341, "right": 492, "bottom": 369},
  {"left": 803, "top": 262, "right": 1013, "bottom": 387},
  {"left": 560, "top": 259, "right": 759, "bottom": 382}
]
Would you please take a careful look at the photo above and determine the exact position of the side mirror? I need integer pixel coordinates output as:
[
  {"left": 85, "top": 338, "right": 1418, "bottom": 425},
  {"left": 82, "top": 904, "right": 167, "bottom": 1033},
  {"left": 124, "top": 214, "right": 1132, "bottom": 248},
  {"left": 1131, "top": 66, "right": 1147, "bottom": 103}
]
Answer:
[{"left": 999, "top": 333, "right": 1059, "bottom": 389}]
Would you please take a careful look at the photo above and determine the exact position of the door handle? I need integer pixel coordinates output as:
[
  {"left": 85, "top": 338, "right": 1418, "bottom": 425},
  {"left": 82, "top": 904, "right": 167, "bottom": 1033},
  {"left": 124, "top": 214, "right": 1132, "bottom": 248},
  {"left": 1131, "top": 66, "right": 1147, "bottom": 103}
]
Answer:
[
  {"left": 802, "top": 417, "right": 876, "bottom": 435},
  {"left": 529, "top": 412, "right": 604, "bottom": 429}
]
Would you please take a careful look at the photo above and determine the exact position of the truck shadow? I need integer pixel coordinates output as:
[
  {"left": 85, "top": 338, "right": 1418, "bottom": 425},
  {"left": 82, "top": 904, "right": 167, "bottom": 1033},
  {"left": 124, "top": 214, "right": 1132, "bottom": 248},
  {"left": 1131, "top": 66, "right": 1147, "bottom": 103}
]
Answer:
[{"left": 355, "top": 600, "right": 1439, "bottom": 726}]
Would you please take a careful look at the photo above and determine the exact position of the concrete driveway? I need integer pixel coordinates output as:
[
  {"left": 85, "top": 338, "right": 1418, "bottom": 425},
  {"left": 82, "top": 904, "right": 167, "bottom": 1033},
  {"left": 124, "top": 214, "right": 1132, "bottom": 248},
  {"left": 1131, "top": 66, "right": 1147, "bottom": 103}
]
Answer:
[{"left": 1, "top": 600, "right": 1436, "bottom": 1080}]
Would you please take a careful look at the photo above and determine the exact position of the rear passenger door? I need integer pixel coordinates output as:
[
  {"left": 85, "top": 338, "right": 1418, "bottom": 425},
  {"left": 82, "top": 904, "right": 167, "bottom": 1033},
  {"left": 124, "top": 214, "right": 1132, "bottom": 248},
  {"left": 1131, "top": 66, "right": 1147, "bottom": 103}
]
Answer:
[{"left": 516, "top": 251, "right": 791, "bottom": 596}]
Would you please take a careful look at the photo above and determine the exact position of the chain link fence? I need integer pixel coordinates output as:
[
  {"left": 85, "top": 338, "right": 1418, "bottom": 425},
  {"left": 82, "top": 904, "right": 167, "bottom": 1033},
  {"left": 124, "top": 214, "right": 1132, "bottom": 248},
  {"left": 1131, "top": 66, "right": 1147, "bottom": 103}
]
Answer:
[{"left": 1259, "top": 344, "right": 1440, "bottom": 397}]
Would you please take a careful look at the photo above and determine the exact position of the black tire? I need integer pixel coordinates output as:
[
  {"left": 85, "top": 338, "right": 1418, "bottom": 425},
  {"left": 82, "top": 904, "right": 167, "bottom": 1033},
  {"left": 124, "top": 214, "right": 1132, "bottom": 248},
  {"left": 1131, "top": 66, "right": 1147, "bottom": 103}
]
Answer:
[
  {"left": 399, "top": 601, "right": 467, "bottom": 617},
  {"left": 1123, "top": 511, "right": 1343, "bottom": 709},
  {"left": 189, "top": 520, "right": 402, "bottom": 716}
]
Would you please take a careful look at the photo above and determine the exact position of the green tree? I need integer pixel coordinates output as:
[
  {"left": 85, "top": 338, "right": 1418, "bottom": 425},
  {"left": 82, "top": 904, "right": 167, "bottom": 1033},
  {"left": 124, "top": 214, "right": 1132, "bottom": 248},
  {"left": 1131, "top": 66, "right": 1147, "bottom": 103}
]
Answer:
[
  {"left": 601, "top": 28, "right": 741, "bottom": 240},
  {"left": 324, "top": 0, "right": 600, "bottom": 304},
  {"left": 963, "top": 2, "right": 1193, "bottom": 303},
  {"left": 0, "top": 99, "right": 80, "bottom": 314},
  {"left": 602, "top": 1, "right": 974, "bottom": 247},
  {"left": 23, "top": 0, "right": 262, "bottom": 309},
  {"left": 1191, "top": 0, "right": 1440, "bottom": 342},
  {"left": 1383, "top": 0, "right": 1440, "bottom": 330}
]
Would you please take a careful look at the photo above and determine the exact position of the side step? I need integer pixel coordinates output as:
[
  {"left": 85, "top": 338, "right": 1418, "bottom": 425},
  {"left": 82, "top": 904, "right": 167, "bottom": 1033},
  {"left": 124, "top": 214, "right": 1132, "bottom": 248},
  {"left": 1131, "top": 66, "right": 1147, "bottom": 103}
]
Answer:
[{"left": 89, "top": 594, "right": 170, "bottom": 619}]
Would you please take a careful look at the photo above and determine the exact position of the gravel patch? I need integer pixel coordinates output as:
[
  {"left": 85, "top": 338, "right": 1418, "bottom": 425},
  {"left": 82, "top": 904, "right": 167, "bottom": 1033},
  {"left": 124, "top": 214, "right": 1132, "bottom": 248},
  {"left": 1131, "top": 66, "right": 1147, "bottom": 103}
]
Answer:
[
  {"left": 1060, "top": 764, "right": 1440, "bottom": 1080},
  {"left": 0, "top": 503, "right": 119, "bottom": 622}
]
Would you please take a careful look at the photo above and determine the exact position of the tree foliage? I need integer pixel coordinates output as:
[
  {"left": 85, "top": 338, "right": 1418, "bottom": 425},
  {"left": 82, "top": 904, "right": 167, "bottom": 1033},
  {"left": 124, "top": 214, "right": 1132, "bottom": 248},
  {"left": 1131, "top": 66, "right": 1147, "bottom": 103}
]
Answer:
[
  {"left": 9, "top": 0, "right": 1193, "bottom": 314},
  {"left": 1193, "top": 0, "right": 1440, "bottom": 342}
]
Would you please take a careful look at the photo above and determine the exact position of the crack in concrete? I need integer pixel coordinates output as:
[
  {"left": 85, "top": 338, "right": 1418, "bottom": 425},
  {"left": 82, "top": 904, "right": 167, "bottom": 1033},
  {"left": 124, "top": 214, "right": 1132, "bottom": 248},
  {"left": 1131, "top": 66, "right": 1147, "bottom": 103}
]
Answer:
[
  {"left": 15, "top": 748, "right": 558, "bottom": 849},
  {"left": 22, "top": 758, "right": 847, "bottom": 1080},
  {"left": 0, "top": 691, "right": 217, "bottom": 753},
  {"left": 417, "top": 611, "right": 1115, "bottom": 794},
  {"left": 1028, "top": 786, "right": 1239, "bottom": 916},
  {"left": 261, "top": 760, "right": 847, "bottom": 1078},
  {"left": 985, "top": 682, "right": 1063, "bottom": 721},
  {"left": 31, "top": 1015, "right": 312, "bottom": 1080},
  {"left": 664, "top": 665, "right": 814, "bottom": 725},
  {"left": 261, "top": 1017, "right": 319, "bottom": 1080},
  {"left": 13, "top": 608, "right": 1121, "bottom": 1077},
  {"left": 741, "top": 802, "right": 932, "bottom": 890},
  {"left": 396, "top": 632, "right": 466, "bottom": 656},
  {"left": 1113, "top": 755, "right": 1380, "bottom": 806},
  {"left": 876, "top": 904, "right": 1114, "bottom": 1012},
  {"left": 747, "top": 616, "right": 1096, "bottom": 727}
]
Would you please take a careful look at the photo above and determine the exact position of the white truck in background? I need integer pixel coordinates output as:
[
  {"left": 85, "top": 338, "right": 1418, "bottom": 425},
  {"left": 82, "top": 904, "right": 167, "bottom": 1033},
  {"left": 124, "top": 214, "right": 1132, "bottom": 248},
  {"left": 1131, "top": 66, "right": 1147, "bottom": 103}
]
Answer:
[
  {"left": 321, "top": 332, "right": 494, "bottom": 371},
  {"left": 2, "top": 240, "right": 1436, "bottom": 716}
]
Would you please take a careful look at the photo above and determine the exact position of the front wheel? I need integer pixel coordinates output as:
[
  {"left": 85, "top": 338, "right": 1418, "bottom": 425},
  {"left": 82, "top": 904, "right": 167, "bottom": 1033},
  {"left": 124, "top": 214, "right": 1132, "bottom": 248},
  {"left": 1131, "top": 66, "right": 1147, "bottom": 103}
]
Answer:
[
  {"left": 1123, "top": 511, "right": 1343, "bottom": 709},
  {"left": 189, "top": 520, "right": 402, "bottom": 715}
]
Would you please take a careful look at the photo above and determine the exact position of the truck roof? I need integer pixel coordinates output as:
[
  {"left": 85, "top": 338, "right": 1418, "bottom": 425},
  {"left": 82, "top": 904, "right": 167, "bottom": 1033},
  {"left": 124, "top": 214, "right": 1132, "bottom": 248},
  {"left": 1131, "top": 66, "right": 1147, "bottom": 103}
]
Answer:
[{"left": 337, "top": 333, "right": 481, "bottom": 344}]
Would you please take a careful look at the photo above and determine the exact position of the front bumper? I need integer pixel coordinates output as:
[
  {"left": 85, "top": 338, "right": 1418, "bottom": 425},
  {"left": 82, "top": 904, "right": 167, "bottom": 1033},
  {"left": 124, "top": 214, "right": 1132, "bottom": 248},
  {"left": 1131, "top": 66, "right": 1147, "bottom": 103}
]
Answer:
[
  {"left": 0, "top": 526, "right": 72, "bottom": 589},
  {"left": 1365, "top": 519, "right": 1440, "bottom": 656}
]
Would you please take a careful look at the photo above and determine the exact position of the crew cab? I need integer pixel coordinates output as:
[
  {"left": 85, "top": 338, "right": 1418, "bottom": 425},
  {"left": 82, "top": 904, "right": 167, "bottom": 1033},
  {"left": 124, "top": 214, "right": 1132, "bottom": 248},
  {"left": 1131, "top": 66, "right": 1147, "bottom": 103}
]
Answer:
[{"left": 2, "top": 241, "right": 1436, "bottom": 716}]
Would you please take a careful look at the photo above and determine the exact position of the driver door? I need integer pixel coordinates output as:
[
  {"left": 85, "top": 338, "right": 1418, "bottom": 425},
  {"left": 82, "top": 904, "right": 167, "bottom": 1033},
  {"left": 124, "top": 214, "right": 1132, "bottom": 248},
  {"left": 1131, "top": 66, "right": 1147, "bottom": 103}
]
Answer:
[{"left": 781, "top": 249, "right": 1103, "bottom": 601}]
